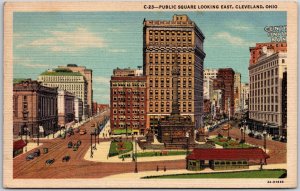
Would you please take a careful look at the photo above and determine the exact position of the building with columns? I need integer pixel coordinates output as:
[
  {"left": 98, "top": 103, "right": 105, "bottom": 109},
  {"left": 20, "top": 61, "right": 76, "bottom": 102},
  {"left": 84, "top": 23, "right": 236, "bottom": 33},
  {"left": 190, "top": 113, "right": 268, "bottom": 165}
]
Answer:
[
  {"left": 37, "top": 68, "right": 88, "bottom": 120},
  {"left": 13, "top": 79, "right": 58, "bottom": 138},
  {"left": 143, "top": 14, "right": 206, "bottom": 130},
  {"left": 57, "top": 90, "right": 75, "bottom": 127}
]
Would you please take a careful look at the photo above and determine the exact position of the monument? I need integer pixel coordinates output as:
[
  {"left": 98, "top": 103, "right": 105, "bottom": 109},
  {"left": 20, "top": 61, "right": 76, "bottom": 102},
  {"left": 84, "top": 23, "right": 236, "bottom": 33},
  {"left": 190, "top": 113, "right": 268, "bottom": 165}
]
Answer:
[{"left": 157, "top": 54, "right": 195, "bottom": 149}]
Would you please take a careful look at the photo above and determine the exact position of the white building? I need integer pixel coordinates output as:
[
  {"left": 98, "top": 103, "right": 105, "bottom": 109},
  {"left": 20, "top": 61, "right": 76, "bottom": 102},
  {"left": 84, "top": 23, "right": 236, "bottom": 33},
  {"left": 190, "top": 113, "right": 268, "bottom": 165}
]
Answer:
[
  {"left": 57, "top": 90, "right": 75, "bottom": 127},
  {"left": 204, "top": 69, "right": 218, "bottom": 80},
  {"left": 241, "top": 83, "right": 249, "bottom": 111},
  {"left": 234, "top": 72, "right": 241, "bottom": 114},
  {"left": 74, "top": 97, "right": 83, "bottom": 122},
  {"left": 38, "top": 68, "right": 88, "bottom": 119},
  {"left": 248, "top": 46, "right": 287, "bottom": 135}
]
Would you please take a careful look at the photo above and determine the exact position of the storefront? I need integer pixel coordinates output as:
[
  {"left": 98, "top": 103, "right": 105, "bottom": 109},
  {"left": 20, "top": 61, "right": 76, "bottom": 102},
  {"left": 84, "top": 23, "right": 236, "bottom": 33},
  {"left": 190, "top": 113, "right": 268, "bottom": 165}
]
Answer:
[{"left": 186, "top": 148, "right": 269, "bottom": 171}]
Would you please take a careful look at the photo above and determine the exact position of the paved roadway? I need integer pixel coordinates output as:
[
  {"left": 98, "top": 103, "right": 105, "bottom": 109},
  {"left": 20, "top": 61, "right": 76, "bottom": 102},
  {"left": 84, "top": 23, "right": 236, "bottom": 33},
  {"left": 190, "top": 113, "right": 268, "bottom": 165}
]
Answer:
[
  {"left": 13, "top": 111, "right": 185, "bottom": 179},
  {"left": 209, "top": 121, "right": 287, "bottom": 164}
]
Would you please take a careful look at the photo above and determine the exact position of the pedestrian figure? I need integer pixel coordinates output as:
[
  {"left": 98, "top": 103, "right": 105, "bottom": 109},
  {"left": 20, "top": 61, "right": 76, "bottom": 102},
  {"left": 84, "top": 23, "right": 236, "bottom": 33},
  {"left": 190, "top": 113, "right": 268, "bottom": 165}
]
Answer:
[
  {"left": 164, "top": 166, "right": 166, "bottom": 172},
  {"left": 156, "top": 165, "right": 159, "bottom": 171}
]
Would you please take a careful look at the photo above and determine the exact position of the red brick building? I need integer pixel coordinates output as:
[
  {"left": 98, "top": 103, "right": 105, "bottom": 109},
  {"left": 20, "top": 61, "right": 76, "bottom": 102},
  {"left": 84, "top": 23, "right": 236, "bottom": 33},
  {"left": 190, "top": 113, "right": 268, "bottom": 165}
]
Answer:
[
  {"left": 213, "top": 68, "right": 235, "bottom": 117},
  {"left": 92, "top": 102, "right": 109, "bottom": 115},
  {"left": 249, "top": 42, "right": 287, "bottom": 66},
  {"left": 13, "top": 79, "right": 58, "bottom": 138},
  {"left": 110, "top": 68, "right": 147, "bottom": 135}
]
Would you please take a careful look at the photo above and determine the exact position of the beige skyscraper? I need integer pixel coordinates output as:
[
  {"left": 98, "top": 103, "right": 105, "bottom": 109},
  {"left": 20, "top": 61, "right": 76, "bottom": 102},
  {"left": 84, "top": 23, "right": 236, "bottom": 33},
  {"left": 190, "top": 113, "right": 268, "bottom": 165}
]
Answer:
[
  {"left": 143, "top": 14, "right": 206, "bottom": 129},
  {"left": 234, "top": 72, "right": 241, "bottom": 114}
]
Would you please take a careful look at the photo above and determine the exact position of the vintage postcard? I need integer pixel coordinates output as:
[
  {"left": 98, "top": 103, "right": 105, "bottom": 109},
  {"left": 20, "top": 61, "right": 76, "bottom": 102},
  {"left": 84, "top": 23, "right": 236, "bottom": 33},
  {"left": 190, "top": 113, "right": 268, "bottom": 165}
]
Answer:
[{"left": 3, "top": 1, "right": 298, "bottom": 188}]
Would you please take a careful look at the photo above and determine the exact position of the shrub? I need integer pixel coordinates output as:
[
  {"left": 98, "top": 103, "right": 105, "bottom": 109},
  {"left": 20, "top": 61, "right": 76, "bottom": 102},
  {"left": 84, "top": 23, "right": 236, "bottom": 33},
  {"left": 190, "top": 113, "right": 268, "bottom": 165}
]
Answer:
[
  {"left": 227, "top": 136, "right": 232, "bottom": 140},
  {"left": 217, "top": 133, "right": 223, "bottom": 138}
]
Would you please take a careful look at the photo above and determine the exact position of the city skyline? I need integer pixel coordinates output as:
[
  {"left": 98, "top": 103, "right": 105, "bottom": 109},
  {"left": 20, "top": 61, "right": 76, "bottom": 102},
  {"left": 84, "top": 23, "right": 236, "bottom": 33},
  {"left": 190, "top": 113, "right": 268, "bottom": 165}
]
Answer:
[{"left": 13, "top": 11, "right": 286, "bottom": 103}]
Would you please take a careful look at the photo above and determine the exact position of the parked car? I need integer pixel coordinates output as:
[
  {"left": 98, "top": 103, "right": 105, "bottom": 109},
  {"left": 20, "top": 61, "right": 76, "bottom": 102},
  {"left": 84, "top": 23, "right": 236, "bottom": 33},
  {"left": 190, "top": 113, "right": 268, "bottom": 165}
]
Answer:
[
  {"left": 43, "top": 148, "right": 49, "bottom": 154},
  {"left": 33, "top": 149, "right": 41, "bottom": 157},
  {"left": 248, "top": 132, "right": 254, "bottom": 137},
  {"left": 280, "top": 136, "right": 287, "bottom": 143},
  {"left": 73, "top": 145, "right": 78, "bottom": 151},
  {"left": 255, "top": 134, "right": 263, "bottom": 140},
  {"left": 62, "top": 155, "right": 70, "bottom": 162},
  {"left": 26, "top": 153, "right": 35, "bottom": 161},
  {"left": 76, "top": 140, "right": 82, "bottom": 146},
  {"left": 75, "top": 128, "right": 80, "bottom": 133},
  {"left": 68, "top": 141, "right": 73, "bottom": 148},
  {"left": 79, "top": 129, "right": 86, "bottom": 135},
  {"left": 45, "top": 158, "right": 55, "bottom": 165}
]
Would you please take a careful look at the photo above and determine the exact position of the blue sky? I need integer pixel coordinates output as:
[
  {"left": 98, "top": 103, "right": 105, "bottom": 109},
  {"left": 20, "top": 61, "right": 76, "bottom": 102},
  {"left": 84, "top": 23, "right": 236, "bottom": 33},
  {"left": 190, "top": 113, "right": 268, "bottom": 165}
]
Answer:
[{"left": 13, "top": 11, "right": 286, "bottom": 104}]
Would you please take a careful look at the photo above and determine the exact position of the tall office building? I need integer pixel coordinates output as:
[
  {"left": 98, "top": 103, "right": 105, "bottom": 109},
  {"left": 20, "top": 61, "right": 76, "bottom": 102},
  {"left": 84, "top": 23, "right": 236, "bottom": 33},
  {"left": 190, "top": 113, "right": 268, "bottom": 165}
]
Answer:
[
  {"left": 143, "top": 14, "right": 206, "bottom": 130},
  {"left": 241, "top": 83, "right": 249, "bottom": 111},
  {"left": 248, "top": 44, "right": 287, "bottom": 136},
  {"left": 37, "top": 68, "right": 88, "bottom": 119},
  {"left": 234, "top": 72, "right": 241, "bottom": 114},
  {"left": 58, "top": 64, "right": 93, "bottom": 117},
  {"left": 110, "top": 67, "right": 147, "bottom": 135}
]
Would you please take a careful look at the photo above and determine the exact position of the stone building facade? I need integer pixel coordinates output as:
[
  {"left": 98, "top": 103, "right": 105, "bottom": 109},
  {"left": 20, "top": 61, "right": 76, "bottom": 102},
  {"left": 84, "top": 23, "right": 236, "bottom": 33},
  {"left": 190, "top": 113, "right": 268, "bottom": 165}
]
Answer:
[
  {"left": 57, "top": 90, "right": 75, "bottom": 127},
  {"left": 58, "top": 64, "right": 93, "bottom": 117},
  {"left": 37, "top": 68, "right": 88, "bottom": 119},
  {"left": 248, "top": 45, "right": 287, "bottom": 136},
  {"left": 143, "top": 14, "right": 206, "bottom": 129},
  {"left": 13, "top": 79, "right": 58, "bottom": 138},
  {"left": 110, "top": 68, "right": 147, "bottom": 135}
]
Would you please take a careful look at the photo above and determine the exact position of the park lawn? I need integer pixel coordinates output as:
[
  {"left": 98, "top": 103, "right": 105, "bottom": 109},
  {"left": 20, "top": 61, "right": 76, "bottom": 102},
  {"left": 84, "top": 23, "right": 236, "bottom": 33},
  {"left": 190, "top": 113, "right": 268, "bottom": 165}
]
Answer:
[
  {"left": 113, "top": 129, "right": 132, "bottom": 135},
  {"left": 108, "top": 141, "right": 133, "bottom": 157},
  {"left": 143, "top": 169, "right": 287, "bottom": 179},
  {"left": 212, "top": 137, "right": 252, "bottom": 148}
]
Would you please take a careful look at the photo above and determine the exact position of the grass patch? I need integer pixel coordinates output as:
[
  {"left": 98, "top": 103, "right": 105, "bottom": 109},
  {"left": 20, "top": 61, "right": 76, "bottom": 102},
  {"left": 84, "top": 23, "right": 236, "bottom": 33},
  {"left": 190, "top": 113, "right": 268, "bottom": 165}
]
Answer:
[
  {"left": 119, "top": 150, "right": 190, "bottom": 159},
  {"left": 143, "top": 169, "right": 287, "bottom": 179},
  {"left": 108, "top": 141, "right": 133, "bottom": 157},
  {"left": 211, "top": 137, "right": 252, "bottom": 148},
  {"left": 113, "top": 129, "right": 132, "bottom": 135}
]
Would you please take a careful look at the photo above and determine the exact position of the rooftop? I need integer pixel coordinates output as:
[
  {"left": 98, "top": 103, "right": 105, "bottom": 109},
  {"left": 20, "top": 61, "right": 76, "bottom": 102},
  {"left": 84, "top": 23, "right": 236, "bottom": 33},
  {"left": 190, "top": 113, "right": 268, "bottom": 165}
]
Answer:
[
  {"left": 187, "top": 148, "right": 270, "bottom": 160},
  {"left": 40, "top": 68, "right": 83, "bottom": 76}
]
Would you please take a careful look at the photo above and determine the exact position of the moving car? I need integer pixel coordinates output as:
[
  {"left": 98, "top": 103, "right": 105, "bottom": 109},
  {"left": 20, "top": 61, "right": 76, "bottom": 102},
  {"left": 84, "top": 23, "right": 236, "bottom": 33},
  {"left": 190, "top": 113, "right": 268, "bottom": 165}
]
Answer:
[
  {"left": 79, "top": 129, "right": 86, "bottom": 135},
  {"left": 76, "top": 140, "right": 82, "bottom": 146},
  {"left": 45, "top": 158, "right": 55, "bottom": 165},
  {"left": 62, "top": 155, "right": 70, "bottom": 162},
  {"left": 68, "top": 141, "right": 73, "bottom": 148},
  {"left": 73, "top": 145, "right": 78, "bottom": 151},
  {"left": 26, "top": 153, "right": 35, "bottom": 161},
  {"left": 33, "top": 149, "right": 41, "bottom": 157}
]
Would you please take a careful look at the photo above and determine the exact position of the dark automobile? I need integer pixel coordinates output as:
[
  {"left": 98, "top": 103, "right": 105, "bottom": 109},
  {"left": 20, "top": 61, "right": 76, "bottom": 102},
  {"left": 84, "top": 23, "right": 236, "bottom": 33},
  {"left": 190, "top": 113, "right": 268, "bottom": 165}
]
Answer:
[
  {"left": 280, "top": 137, "right": 287, "bottom": 143},
  {"left": 68, "top": 141, "right": 73, "bottom": 148},
  {"left": 26, "top": 153, "right": 35, "bottom": 161},
  {"left": 73, "top": 145, "right": 78, "bottom": 151},
  {"left": 45, "top": 158, "right": 55, "bottom": 165},
  {"left": 75, "top": 128, "right": 80, "bottom": 133},
  {"left": 33, "top": 149, "right": 41, "bottom": 157},
  {"left": 255, "top": 134, "right": 263, "bottom": 140},
  {"left": 248, "top": 132, "right": 254, "bottom": 137},
  {"left": 62, "top": 155, "right": 70, "bottom": 162},
  {"left": 272, "top": 136, "right": 280, "bottom": 141},
  {"left": 43, "top": 148, "right": 49, "bottom": 154},
  {"left": 76, "top": 140, "right": 82, "bottom": 146}
]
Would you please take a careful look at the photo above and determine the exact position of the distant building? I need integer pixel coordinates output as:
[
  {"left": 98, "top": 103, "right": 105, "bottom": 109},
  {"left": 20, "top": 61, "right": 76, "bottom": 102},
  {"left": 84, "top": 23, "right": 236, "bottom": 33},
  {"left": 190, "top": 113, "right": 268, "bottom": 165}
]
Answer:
[
  {"left": 234, "top": 72, "right": 241, "bottom": 114},
  {"left": 74, "top": 97, "right": 83, "bottom": 122},
  {"left": 249, "top": 42, "right": 287, "bottom": 66},
  {"left": 213, "top": 68, "right": 235, "bottom": 117},
  {"left": 143, "top": 14, "right": 206, "bottom": 129},
  {"left": 57, "top": 90, "right": 75, "bottom": 127},
  {"left": 58, "top": 64, "right": 93, "bottom": 117},
  {"left": 110, "top": 68, "right": 147, "bottom": 135},
  {"left": 37, "top": 68, "right": 88, "bottom": 119},
  {"left": 204, "top": 69, "right": 218, "bottom": 80},
  {"left": 92, "top": 102, "right": 109, "bottom": 115},
  {"left": 13, "top": 79, "right": 58, "bottom": 138},
  {"left": 248, "top": 45, "right": 287, "bottom": 136},
  {"left": 241, "top": 83, "right": 249, "bottom": 111}
]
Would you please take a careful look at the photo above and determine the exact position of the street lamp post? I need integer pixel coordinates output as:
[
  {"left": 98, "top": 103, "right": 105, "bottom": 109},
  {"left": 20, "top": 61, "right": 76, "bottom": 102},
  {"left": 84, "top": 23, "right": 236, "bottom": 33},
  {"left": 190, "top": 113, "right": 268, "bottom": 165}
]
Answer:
[
  {"left": 37, "top": 125, "right": 40, "bottom": 146},
  {"left": 94, "top": 130, "right": 97, "bottom": 150},
  {"left": 263, "top": 130, "right": 267, "bottom": 152},
  {"left": 90, "top": 133, "right": 93, "bottom": 158},
  {"left": 134, "top": 137, "right": 138, "bottom": 173}
]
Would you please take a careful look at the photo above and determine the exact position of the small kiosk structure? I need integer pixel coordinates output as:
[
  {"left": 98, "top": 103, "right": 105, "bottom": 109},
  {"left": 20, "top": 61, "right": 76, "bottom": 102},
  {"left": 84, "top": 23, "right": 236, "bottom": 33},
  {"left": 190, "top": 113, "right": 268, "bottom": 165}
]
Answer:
[{"left": 186, "top": 148, "right": 269, "bottom": 171}]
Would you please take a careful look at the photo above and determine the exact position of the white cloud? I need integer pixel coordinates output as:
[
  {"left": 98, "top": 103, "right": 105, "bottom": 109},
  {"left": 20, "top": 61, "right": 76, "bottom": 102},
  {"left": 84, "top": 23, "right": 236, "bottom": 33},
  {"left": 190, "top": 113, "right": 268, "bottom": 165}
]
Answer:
[
  {"left": 213, "top": 32, "right": 252, "bottom": 46},
  {"left": 94, "top": 76, "right": 110, "bottom": 85},
  {"left": 14, "top": 57, "right": 50, "bottom": 68},
  {"left": 225, "top": 21, "right": 254, "bottom": 32},
  {"left": 107, "top": 48, "right": 127, "bottom": 53},
  {"left": 16, "top": 27, "right": 105, "bottom": 52}
]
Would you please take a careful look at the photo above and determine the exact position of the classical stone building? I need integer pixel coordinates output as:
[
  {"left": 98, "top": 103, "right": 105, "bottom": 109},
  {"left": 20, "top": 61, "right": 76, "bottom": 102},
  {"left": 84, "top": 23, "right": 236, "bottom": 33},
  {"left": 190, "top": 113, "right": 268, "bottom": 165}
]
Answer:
[
  {"left": 248, "top": 45, "right": 287, "bottom": 136},
  {"left": 241, "top": 83, "right": 249, "bottom": 111},
  {"left": 143, "top": 14, "right": 206, "bottom": 130},
  {"left": 58, "top": 64, "right": 93, "bottom": 117},
  {"left": 57, "top": 90, "right": 75, "bottom": 127},
  {"left": 13, "top": 79, "right": 58, "bottom": 138},
  {"left": 74, "top": 97, "right": 83, "bottom": 122},
  {"left": 37, "top": 68, "right": 88, "bottom": 119},
  {"left": 110, "top": 68, "right": 147, "bottom": 135}
]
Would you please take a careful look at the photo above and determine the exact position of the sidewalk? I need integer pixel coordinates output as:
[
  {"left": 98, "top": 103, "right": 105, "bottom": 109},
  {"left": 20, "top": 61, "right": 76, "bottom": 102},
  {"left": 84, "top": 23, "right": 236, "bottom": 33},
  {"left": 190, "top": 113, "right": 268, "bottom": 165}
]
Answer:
[{"left": 102, "top": 163, "right": 287, "bottom": 179}]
